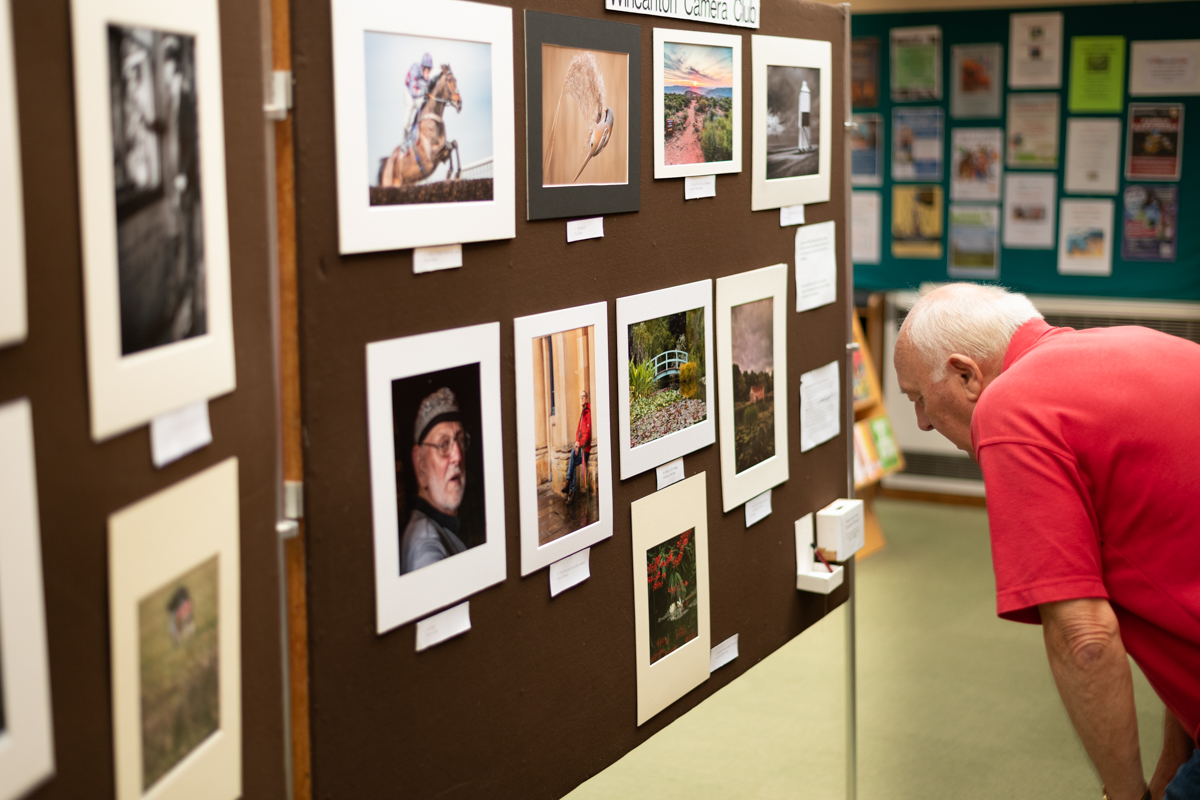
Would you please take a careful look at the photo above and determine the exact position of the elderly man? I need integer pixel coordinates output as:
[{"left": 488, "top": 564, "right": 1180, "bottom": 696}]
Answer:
[
  {"left": 401, "top": 387, "right": 471, "bottom": 574},
  {"left": 894, "top": 283, "right": 1200, "bottom": 800},
  {"left": 561, "top": 389, "right": 592, "bottom": 505}
]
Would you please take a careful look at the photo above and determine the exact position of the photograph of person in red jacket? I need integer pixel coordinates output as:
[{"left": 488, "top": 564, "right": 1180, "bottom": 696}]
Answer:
[{"left": 532, "top": 326, "right": 600, "bottom": 544}]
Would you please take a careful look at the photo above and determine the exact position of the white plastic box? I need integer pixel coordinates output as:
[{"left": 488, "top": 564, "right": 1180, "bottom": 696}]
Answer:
[
  {"left": 815, "top": 498, "right": 865, "bottom": 561},
  {"left": 795, "top": 513, "right": 844, "bottom": 594}
]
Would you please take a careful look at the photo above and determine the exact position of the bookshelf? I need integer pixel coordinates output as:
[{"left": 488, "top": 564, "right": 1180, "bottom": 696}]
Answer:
[{"left": 849, "top": 314, "right": 903, "bottom": 558}]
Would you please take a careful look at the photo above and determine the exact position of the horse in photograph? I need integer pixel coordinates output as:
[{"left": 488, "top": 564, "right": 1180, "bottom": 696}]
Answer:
[{"left": 379, "top": 64, "right": 463, "bottom": 186}]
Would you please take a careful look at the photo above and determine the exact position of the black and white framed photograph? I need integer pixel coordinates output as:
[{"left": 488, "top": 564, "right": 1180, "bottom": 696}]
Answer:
[
  {"left": 366, "top": 323, "right": 506, "bottom": 633},
  {"left": 0, "top": 400, "right": 55, "bottom": 800},
  {"left": 616, "top": 280, "right": 716, "bottom": 480},
  {"left": 716, "top": 263, "right": 790, "bottom": 512},
  {"left": 525, "top": 11, "right": 641, "bottom": 221},
  {"left": 71, "top": 0, "right": 235, "bottom": 441},
  {"left": 514, "top": 303, "right": 613, "bottom": 576},
  {"left": 332, "top": 0, "right": 515, "bottom": 254},
  {"left": 109, "top": 458, "right": 241, "bottom": 800},
  {"left": 0, "top": 0, "right": 25, "bottom": 350},
  {"left": 653, "top": 28, "right": 742, "bottom": 180},
  {"left": 751, "top": 35, "right": 832, "bottom": 211}
]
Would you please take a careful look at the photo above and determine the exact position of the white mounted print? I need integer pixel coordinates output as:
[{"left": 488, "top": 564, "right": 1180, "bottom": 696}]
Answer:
[
  {"left": 751, "top": 35, "right": 832, "bottom": 211},
  {"left": 71, "top": 0, "right": 236, "bottom": 441},
  {"left": 332, "top": 0, "right": 515, "bottom": 254}
]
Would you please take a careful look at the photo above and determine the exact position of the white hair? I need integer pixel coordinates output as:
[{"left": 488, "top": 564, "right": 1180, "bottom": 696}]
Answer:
[{"left": 899, "top": 283, "right": 1042, "bottom": 378}]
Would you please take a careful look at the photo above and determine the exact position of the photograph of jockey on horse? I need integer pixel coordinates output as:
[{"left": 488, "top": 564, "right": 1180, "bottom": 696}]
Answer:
[{"left": 365, "top": 32, "right": 494, "bottom": 205}]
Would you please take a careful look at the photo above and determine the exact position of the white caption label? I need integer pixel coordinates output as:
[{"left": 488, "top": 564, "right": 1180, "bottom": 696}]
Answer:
[
  {"left": 684, "top": 174, "right": 717, "bottom": 200},
  {"left": 150, "top": 400, "right": 212, "bottom": 469},
  {"left": 566, "top": 217, "right": 604, "bottom": 243},
  {"left": 710, "top": 634, "right": 740, "bottom": 672},
  {"left": 656, "top": 458, "right": 685, "bottom": 490},
  {"left": 745, "top": 489, "right": 773, "bottom": 527},
  {"left": 412, "top": 243, "right": 463, "bottom": 274},
  {"left": 415, "top": 601, "right": 471, "bottom": 652},
  {"left": 549, "top": 548, "right": 591, "bottom": 597},
  {"left": 780, "top": 204, "right": 806, "bottom": 226}
]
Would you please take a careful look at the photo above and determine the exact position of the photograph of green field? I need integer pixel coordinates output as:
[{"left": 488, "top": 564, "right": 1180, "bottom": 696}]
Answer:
[
  {"left": 662, "top": 42, "right": 734, "bottom": 166},
  {"left": 139, "top": 555, "right": 220, "bottom": 790},
  {"left": 627, "top": 308, "right": 707, "bottom": 448},
  {"left": 730, "top": 297, "right": 775, "bottom": 473}
]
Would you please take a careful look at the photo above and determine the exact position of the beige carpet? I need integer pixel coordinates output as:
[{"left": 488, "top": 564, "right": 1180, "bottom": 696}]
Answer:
[{"left": 566, "top": 498, "right": 1166, "bottom": 799}]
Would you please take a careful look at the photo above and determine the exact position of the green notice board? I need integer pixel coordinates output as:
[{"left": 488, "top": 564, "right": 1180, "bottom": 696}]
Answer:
[{"left": 851, "top": 2, "right": 1200, "bottom": 300}]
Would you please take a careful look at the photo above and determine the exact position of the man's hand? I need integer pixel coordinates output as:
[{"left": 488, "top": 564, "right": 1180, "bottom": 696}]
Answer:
[
  {"left": 1148, "top": 707, "right": 1195, "bottom": 799},
  {"left": 1040, "top": 598, "right": 1146, "bottom": 800}
]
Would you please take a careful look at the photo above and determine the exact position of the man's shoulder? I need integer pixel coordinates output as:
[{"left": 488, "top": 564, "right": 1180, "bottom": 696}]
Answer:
[{"left": 402, "top": 509, "right": 441, "bottom": 541}]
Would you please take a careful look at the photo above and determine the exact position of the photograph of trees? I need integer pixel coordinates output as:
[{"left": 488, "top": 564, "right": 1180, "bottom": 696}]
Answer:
[
  {"left": 730, "top": 297, "right": 775, "bottom": 473},
  {"left": 627, "top": 308, "right": 706, "bottom": 448}
]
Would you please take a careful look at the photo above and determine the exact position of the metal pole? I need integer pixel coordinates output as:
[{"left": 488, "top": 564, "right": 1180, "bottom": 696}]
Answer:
[{"left": 841, "top": 5, "right": 857, "bottom": 800}]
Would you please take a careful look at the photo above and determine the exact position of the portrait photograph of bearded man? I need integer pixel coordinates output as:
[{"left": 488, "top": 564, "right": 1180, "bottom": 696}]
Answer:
[{"left": 391, "top": 364, "right": 487, "bottom": 575}]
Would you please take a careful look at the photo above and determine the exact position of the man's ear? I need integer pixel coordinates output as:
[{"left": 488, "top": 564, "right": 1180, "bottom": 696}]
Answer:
[{"left": 946, "top": 354, "right": 985, "bottom": 402}]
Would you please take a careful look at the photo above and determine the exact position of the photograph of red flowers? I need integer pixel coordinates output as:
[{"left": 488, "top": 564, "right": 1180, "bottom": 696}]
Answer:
[{"left": 646, "top": 527, "right": 698, "bottom": 664}]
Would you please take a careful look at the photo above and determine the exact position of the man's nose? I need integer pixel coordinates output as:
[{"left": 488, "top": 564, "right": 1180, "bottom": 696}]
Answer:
[{"left": 914, "top": 403, "right": 934, "bottom": 432}]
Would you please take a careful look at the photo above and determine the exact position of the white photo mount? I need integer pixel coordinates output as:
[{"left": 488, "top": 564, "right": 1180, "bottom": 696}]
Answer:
[
  {"left": 0, "top": 0, "right": 25, "bottom": 349},
  {"left": 653, "top": 28, "right": 743, "bottom": 180},
  {"left": 366, "top": 323, "right": 506, "bottom": 633},
  {"left": 616, "top": 280, "right": 716, "bottom": 480},
  {"left": 0, "top": 400, "right": 55, "bottom": 800},
  {"left": 71, "top": 0, "right": 236, "bottom": 442},
  {"left": 331, "top": 0, "right": 515, "bottom": 254},
  {"left": 716, "top": 263, "right": 790, "bottom": 512},
  {"left": 514, "top": 302, "right": 613, "bottom": 576},
  {"left": 632, "top": 473, "right": 711, "bottom": 726},
  {"left": 108, "top": 458, "right": 241, "bottom": 800},
  {"left": 751, "top": 35, "right": 832, "bottom": 210}
]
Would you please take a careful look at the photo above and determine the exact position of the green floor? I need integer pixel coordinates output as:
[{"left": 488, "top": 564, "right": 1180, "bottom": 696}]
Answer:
[{"left": 566, "top": 499, "right": 1166, "bottom": 799}]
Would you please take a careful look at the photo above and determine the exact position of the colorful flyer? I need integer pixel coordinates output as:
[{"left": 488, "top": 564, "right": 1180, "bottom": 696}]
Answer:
[
  {"left": 1003, "top": 172, "right": 1057, "bottom": 249},
  {"left": 1129, "top": 40, "right": 1200, "bottom": 96},
  {"left": 1009, "top": 12, "right": 1063, "bottom": 89},
  {"left": 851, "top": 37, "right": 880, "bottom": 109},
  {"left": 1006, "top": 93, "right": 1060, "bottom": 168},
  {"left": 1058, "top": 198, "right": 1114, "bottom": 276},
  {"left": 1122, "top": 185, "right": 1178, "bottom": 262},
  {"left": 851, "top": 113, "right": 883, "bottom": 186},
  {"left": 891, "top": 26, "right": 942, "bottom": 102},
  {"left": 892, "top": 107, "right": 943, "bottom": 181},
  {"left": 1068, "top": 36, "right": 1126, "bottom": 113},
  {"left": 948, "top": 204, "right": 1000, "bottom": 278},
  {"left": 892, "top": 185, "right": 943, "bottom": 259},
  {"left": 950, "top": 44, "right": 1002, "bottom": 118},
  {"left": 950, "top": 128, "right": 1002, "bottom": 201},
  {"left": 1125, "top": 103, "right": 1184, "bottom": 181}
]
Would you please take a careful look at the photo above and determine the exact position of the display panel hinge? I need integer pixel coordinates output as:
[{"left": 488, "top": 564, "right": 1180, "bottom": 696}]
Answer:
[
  {"left": 284, "top": 479, "right": 304, "bottom": 520},
  {"left": 264, "top": 70, "right": 293, "bottom": 120}
]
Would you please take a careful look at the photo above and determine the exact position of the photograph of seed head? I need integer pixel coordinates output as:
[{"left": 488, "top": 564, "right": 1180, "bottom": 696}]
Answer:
[{"left": 524, "top": 11, "right": 640, "bottom": 220}]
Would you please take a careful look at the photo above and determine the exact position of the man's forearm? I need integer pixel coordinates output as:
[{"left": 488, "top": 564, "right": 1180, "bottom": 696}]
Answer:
[{"left": 1041, "top": 598, "right": 1145, "bottom": 800}]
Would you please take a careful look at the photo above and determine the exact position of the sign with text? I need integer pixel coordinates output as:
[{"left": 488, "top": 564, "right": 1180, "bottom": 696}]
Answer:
[{"left": 605, "top": 0, "right": 760, "bottom": 29}]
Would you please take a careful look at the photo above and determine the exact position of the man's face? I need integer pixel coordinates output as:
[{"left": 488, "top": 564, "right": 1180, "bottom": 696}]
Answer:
[
  {"left": 413, "top": 421, "right": 466, "bottom": 515},
  {"left": 422, "top": 66, "right": 431, "bottom": 80},
  {"left": 894, "top": 339, "right": 977, "bottom": 455},
  {"left": 580, "top": 392, "right": 587, "bottom": 406}
]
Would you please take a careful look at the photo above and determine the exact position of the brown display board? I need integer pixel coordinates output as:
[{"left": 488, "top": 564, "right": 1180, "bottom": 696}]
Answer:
[
  {"left": 290, "top": 1, "right": 851, "bottom": 797},
  {"left": 0, "top": 1, "right": 288, "bottom": 798}
]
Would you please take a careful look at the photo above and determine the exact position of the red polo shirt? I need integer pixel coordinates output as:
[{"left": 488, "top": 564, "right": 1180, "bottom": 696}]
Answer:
[{"left": 972, "top": 318, "right": 1200, "bottom": 740}]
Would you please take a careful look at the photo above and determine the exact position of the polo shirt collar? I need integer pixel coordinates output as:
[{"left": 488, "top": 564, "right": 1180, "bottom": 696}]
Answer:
[{"left": 1002, "top": 318, "right": 1055, "bottom": 372}]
